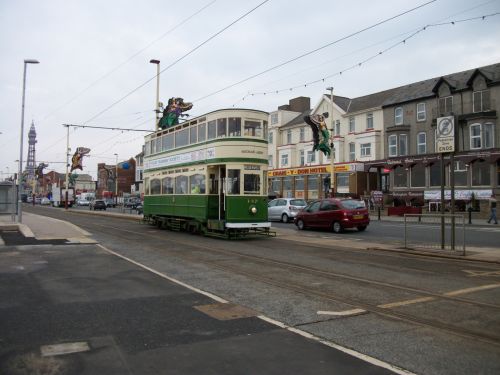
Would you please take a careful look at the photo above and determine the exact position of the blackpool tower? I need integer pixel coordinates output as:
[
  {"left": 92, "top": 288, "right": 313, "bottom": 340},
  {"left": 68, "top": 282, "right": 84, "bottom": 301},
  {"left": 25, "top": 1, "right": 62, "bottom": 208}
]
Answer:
[{"left": 25, "top": 121, "right": 37, "bottom": 183}]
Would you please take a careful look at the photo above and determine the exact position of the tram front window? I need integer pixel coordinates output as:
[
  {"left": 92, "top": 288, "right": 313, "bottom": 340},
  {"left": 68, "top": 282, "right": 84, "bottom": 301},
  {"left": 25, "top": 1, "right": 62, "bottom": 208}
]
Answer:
[
  {"left": 227, "top": 170, "right": 240, "bottom": 195},
  {"left": 244, "top": 120, "right": 262, "bottom": 138},
  {"left": 244, "top": 174, "right": 260, "bottom": 194}
]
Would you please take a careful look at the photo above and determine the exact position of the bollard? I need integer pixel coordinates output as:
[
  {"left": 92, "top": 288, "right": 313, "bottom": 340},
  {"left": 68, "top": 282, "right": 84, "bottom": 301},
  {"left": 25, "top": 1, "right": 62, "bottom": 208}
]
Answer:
[
  {"left": 377, "top": 206, "right": 381, "bottom": 220},
  {"left": 468, "top": 207, "right": 472, "bottom": 224}
]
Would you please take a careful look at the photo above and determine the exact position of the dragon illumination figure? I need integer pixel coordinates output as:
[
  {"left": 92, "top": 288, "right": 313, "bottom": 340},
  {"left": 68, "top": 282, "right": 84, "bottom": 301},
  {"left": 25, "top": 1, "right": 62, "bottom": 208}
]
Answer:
[
  {"left": 158, "top": 97, "right": 193, "bottom": 129},
  {"left": 304, "top": 112, "right": 331, "bottom": 157},
  {"left": 35, "top": 162, "right": 48, "bottom": 181},
  {"left": 70, "top": 147, "right": 91, "bottom": 172}
]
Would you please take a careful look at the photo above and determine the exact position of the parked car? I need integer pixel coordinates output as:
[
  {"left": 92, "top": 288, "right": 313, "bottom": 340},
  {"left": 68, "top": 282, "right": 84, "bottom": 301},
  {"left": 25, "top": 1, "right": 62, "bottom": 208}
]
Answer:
[
  {"left": 268, "top": 198, "right": 307, "bottom": 223},
  {"left": 26, "top": 196, "right": 33, "bottom": 203},
  {"left": 34, "top": 197, "right": 42, "bottom": 204},
  {"left": 89, "top": 199, "right": 107, "bottom": 211},
  {"left": 105, "top": 199, "right": 116, "bottom": 208},
  {"left": 40, "top": 197, "right": 51, "bottom": 205},
  {"left": 76, "top": 199, "right": 90, "bottom": 206},
  {"left": 124, "top": 198, "right": 141, "bottom": 209},
  {"left": 294, "top": 198, "right": 370, "bottom": 233}
]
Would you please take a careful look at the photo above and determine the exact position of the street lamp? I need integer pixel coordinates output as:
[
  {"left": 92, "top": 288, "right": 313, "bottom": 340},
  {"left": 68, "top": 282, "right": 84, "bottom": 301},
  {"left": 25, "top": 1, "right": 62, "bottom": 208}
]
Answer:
[
  {"left": 150, "top": 59, "right": 160, "bottom": 130},
  {"left": 114, "top": 153, "right": 118, "bottom": 205},
  {"left": 18, "top": 59, "right": 39, "bottom": 223},
  {"left": 326, "top": 86, "right": 335, "bottom": 198}
]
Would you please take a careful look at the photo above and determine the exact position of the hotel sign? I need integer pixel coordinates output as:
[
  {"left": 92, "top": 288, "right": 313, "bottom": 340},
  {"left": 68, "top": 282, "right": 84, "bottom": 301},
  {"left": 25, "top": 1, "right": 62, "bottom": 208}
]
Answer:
[{"left": 436, "top": 116, "right": 455, "bottom": 153}]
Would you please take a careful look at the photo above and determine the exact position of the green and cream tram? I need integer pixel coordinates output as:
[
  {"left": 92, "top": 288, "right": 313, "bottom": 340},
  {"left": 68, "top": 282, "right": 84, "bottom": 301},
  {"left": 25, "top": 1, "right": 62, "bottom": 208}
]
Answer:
[{"left": 143, "top": 109, "right": 273, "bottom": 238}]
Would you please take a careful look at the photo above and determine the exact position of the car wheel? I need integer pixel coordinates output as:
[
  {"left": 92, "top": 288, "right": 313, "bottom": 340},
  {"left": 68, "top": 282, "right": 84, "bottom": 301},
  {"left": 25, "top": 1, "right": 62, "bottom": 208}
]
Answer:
[
  {"left": 281, "top": 213, "right": 289, "bottom": 223},
  {"left": 357, "top": 225, "right": 367, "bottom": 232},
  {"left": 297, "top": 219, "right": 305, "bottom": 230},
  {"left": 332, "top": 221, "right": 343, "bottom": 233}
]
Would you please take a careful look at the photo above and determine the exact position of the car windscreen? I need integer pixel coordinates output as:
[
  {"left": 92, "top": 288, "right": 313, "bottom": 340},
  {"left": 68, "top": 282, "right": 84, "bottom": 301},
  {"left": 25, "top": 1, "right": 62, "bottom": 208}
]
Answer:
[
  {"left": 290, "top": 199, "right": 306, "bottom": 206},
  {"left": 340, "top": 199, "right": 366, "bottom": 210}
]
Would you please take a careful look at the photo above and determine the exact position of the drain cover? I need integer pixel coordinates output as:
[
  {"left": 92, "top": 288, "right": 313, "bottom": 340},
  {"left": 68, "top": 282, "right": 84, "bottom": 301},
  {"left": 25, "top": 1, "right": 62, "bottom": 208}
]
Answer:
[{"left": 194, "top": 302, "right": 257, "bottom": 320}]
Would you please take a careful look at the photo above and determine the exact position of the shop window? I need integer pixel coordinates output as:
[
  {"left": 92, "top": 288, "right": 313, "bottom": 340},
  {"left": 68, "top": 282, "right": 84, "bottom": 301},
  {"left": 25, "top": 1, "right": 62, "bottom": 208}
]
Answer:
[
  {"left": 309, "top": 175, "right": 319, "bottom": 200},
  {"left": 471, "top": 160, "right": 490, "bottom": 186},
  {"left": 393, "top": 166, "right": 408, "bottom": 188},
  {"left": 429, "top": 163, "right": 442, "bottom": 186},
  {"left": 453, "top": 161, "right": 468, "bottom": 187},
  {"left": 283, "top": 176, "right": 293, "bottom": 198},
  {"left": 270, "top": 177, "right": 281, "bottom": 196},
  {"left": 410, "top": 164, "right": 425, "bottom": 187},
  {"left": 336, "top": 173, "right": 349, "bottom": 189}
]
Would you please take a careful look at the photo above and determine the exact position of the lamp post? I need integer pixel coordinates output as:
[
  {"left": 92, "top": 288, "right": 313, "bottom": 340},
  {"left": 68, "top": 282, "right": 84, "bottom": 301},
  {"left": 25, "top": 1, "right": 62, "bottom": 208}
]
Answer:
[
  {"left": 114, "top": 153, "right": 118, "bottom": 205},
  {"left": 18, "top": 59, "right": 39, "bottom": 223},
  {"left": 326, "top": 86, "right": 335, "bottom": 198},
  {"left": 150, "top": 59, "right": 160, "bottom": 130}
]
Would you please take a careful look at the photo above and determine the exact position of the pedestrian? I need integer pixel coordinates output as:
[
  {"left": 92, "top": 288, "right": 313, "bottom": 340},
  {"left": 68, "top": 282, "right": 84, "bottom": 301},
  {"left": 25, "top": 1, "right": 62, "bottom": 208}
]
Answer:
[{"left": 487, "top": 194, "right": 497, "bottom": 224}]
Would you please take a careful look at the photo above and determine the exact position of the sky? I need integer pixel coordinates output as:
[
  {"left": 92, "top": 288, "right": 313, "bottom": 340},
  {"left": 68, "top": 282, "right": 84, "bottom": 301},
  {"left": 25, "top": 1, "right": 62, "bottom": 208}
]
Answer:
[{"left": 1, "top": 0, "right": 499, "bottom": 180}]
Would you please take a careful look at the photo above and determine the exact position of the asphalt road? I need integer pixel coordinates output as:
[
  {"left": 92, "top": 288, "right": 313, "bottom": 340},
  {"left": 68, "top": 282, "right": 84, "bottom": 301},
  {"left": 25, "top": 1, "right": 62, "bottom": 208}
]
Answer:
[{"left": 16, "top": 206, "right": 500, "bottom": 374}]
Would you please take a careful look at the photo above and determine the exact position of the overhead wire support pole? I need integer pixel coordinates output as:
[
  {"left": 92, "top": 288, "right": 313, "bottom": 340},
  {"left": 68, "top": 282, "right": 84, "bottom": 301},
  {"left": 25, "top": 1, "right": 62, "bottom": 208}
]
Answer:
[{"left": 64, "top": 124, "right": 70, "bottom": 210}]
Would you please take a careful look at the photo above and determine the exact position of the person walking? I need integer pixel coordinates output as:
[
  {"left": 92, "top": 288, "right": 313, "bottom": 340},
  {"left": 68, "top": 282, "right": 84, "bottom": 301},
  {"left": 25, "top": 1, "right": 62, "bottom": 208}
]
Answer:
[{"left": 487, "top": 194, "right": 497, "bottom": 224}]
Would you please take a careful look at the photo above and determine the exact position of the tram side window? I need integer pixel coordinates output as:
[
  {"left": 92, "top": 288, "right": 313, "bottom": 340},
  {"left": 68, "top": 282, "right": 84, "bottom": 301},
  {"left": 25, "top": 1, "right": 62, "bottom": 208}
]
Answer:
[
  {"left": 163, "top": 134, "right": 174, "bottom": 151},
  {"left": 144, "top": 178, "right": 150, "bottom": 195},
  {"left": 228, "top": 117, "right": 241, "bottom": 137},
  {"left": 227, "top": 169, "right": 240, "bottom": 195},
  {"left": 217, "top": 118, "right": 227, "bottom": 138},
  {"left": 190, "top": 126, "right": 197, "bottom": 144},
  {"left": 175, "top": 175, "right": 188, "bottom": 194},
  {"left": 244, "top": 120, "right": 262, "bottom": 138},
  {"left": 207, "top": 120, "right": 216, "bottom": 140},
  {"left": 150, "top": 179, "right": 161, "bottom": 195},
  {"left": 175, "top": 128, "right": 189, "bottom": 148},
  {"left": 151, "top": 139, "right": 156, "bottom": 154},
  {"left": 156, "top": 137, "right": 162, "bottom": 153},
  {"left": 190, "top": 174, "right": 206, "bottom": 194},
  {"left": 244, "top": 174, "right": 260, "bottom": 194},
  {"left": 199, "top": 123, "right": 206, "bottom": 142},
  {"left": 145, "top": 142, "right": 150, "bottom": 156},
  {"left": 162, "top": 177, "right": 173, "bottom": 194}
]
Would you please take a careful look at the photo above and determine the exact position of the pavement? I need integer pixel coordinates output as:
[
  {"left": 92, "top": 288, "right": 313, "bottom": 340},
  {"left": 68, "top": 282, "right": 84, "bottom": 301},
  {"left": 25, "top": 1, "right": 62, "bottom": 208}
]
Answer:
[{"left": 0, "top": 209, "right": 401, "bottom": 375}]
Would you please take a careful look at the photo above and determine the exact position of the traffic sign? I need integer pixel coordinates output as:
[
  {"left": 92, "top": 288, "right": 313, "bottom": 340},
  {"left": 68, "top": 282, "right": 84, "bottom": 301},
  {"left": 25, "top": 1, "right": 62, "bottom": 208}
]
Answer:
[{"left": 436, "top": 116, "right": 455, "bottom": 153}]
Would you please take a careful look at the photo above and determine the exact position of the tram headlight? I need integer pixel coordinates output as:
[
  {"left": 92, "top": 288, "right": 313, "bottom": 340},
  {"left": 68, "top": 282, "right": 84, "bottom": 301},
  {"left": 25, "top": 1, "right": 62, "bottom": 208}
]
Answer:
[{"left": 249, "top": 205, "right": 257, "bottom": 215}]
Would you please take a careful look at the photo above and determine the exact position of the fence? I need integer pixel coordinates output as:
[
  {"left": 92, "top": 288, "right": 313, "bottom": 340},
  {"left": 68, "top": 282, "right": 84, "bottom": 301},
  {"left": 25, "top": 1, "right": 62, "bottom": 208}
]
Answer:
[
  {"left": 403, "top": 214, "right": 466, "bottom": 255},
  {"left": 0, "top": 182, "right": 17, "bottom": 221}
]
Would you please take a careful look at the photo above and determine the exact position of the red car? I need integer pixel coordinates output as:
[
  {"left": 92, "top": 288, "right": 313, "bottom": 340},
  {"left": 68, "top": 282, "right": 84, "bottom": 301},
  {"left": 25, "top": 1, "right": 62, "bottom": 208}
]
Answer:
[{"left": 294, "top": 198, "right": 369, "bottom": 233}]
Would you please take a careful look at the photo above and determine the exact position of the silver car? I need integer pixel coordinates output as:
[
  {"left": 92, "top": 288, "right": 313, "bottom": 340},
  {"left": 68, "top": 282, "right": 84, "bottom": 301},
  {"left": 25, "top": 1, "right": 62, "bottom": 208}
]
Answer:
[{"left": 268, "top": 198, "right": 307, "bottom": 223}]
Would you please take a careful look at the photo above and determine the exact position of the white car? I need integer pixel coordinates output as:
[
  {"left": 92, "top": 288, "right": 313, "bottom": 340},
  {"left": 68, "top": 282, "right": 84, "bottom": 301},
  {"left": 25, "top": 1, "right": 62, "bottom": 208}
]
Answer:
[
  {"left": 268, "top": 198, "right": 308, "bottom": 223},
  {"left": 40, "top": 197, "right": 51, "bottom": 205},
  {"left": 77, "top": 199, "right": 90, "bottom": 206}
]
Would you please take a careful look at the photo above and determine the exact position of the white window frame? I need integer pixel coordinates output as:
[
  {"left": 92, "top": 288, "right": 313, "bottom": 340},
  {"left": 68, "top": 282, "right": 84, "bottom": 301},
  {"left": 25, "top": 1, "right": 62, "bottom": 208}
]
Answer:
[
  {"left": 281, "top": 153, "right": 289, "bottom": 167},
  {"left": 307, "top": 150, "right": 316, "bottom": 164},
  {"left": 360, "top": 143, "right": 371, "bottom": 157},
  {"left": 268, "top": 131, "right": 273, "bottom": 144},
  {"left": 399, "top": 134, "right": 408, "bottom": 156},
  {"left": 416, "top": 103, "right": 426, "bottom": 122},
  {"left": 348, "top": 142, "right": 356, "bottom": 161},
  {"left": 388, "top": 135, "right": 397, "bottom": 157},
  {"left": 470, "top": 123, "right": 482, "bottom": 150},
  {"left": 366, "top": 113, "right": 374, "bottom": 129},
  {"left": 271, "top": 113, "right": 279, "bottom": 124},
  {"left": 349, "top": 116, "right": 355, "bottom": 133},
  {"left": 286, "top": 129, "right": 292, "bottom": 144},
  {"left": 268, "top": 155, "right": 273, "bottom": 168},
  {"left": 473, "top": 90, "right": 490, "bottom": 113},
  {"left": 335, "top": 120, "right": 340, "bottom": 136},
  {"left": 395, "top": 107, "right": 403, "bottom": 125},
  {"left": 417, "top": 132, "right": 426, "bottom": 154},
  {"left": 484, "top": 123, "right": 494, "bottom": 149},
  {"left": 300, "top": 150, "right": 305, "bottom": 166},
  {"left": 300, "top": 128, "right": 305, "bottom": 142}
]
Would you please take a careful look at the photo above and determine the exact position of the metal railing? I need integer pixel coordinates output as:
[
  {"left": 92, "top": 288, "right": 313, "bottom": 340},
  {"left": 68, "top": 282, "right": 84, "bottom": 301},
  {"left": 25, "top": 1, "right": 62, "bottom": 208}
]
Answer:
[{"left": 404, "top": 214, "right": 466, "bottom": 255}]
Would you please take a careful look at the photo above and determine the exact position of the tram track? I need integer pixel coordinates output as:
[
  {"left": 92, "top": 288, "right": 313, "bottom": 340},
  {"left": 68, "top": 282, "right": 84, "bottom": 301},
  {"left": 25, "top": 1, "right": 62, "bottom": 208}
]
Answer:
[{"left": 70, "top": 217, "right": 500, "bottom": 348}]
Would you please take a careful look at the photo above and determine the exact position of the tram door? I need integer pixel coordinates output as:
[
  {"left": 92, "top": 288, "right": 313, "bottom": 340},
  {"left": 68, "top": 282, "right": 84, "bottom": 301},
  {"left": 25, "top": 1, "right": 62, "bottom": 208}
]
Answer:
[{"left": 208, "top": 165, "right": 226, "bottom": 220}]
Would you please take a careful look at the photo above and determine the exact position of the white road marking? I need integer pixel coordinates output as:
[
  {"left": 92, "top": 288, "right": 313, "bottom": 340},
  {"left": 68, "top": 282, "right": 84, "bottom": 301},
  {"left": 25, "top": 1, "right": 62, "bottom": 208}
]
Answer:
[
  {"left": 443, "top": 283, "right": 500, "bottom": 296},
  {"left": 41, "top": 342, "right": 90, "bottom": 357},
  {"left": 317, "top": 308, "right": 367, "bottom": 316},
  {"left": 463, "top": 269, "right": 500, "bottom": 277},
  {"left": 378, "top": 297, "right": 435, "bottom": 309},
  {"left": 98, "top": 244, "right": 414, "bottom": 374}
]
